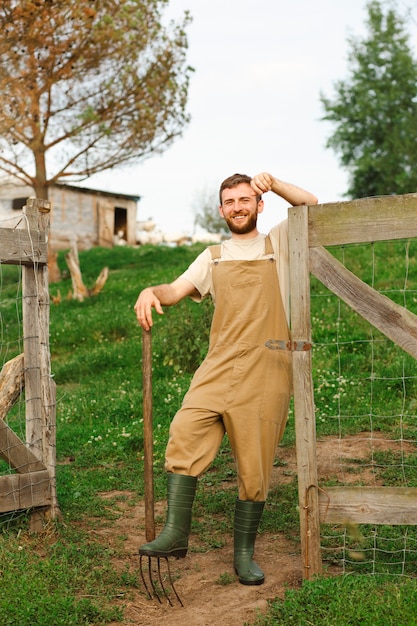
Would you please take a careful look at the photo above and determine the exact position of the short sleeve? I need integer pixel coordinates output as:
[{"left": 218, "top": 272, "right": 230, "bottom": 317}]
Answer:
[{"left": 178, "top": 247, "right": 213, "bottom": 302}]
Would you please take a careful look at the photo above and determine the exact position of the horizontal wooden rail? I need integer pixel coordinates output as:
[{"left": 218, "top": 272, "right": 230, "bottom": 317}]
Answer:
[
  {"left": 319, "top": 486, "right": 417, "bottom": 525},
  {"left": 0, "top": 470, "right": 51, "bottom": 512},
  {"left": 0, "top": 228, "right": 48, "bottom": 265},
  {"left": 308, "top": 193, "right": 417, "bottom": 247}
]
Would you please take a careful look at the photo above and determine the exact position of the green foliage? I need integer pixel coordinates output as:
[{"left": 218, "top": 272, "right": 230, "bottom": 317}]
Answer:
[
  {"left": 0, "top": 264, "right": 23, "bottom": 362},
  {"left": 216, "top": 572, "right": 235, "bottom": 586},
  {"left": 321, "top": 1, "right": 417, "bottom": 198},
  {"left": 0, "top": 527, "right": 124, "bottom": 625},
  {"left": 248, "top": 575, "right": 417, "bottom": 626},
  {"left": 160, "top": 297, "right": 213, "bottom": 372},
  {"left": 264, "top": 483, "right": 300, "bottom": 540}
]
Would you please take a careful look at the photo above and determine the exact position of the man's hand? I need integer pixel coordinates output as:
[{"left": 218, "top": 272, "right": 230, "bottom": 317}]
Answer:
[
  {"left": 251, "top": 172, "right": 273, "bottom": 195},
  {"left": 251, "top": 172, "right": 318, "bottom": 206},
  {"left": 134, "top": 288, "right": 164, "bottom": 331},
  {"left": 134, "top": 278, "right": 198, "bottom": 331}
]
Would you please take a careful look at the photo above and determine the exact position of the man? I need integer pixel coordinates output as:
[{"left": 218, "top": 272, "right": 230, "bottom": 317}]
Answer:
[{"left": 134, "top": 172, "right": 318, "bottom": 585}]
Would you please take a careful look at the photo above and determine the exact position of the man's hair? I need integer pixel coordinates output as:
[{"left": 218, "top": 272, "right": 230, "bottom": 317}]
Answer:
[{"left": 219, "top": 173, "right": 261, "bottom": 204}]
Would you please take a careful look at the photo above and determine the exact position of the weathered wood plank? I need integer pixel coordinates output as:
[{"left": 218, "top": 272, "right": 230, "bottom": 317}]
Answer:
[
  {"left": 0, "top": 228, "right": 47, "bottom": 264},
  {"left": 0, "top": 420, "right": 46, "bottom": 472},
  {"left": 310, "top": 246, "right": 417, "bottom": 359},
  {"left": 309, "top": 194, "right": 417, "bottom": 247},
  {"left": 37, "top": 253, "right": 59, "bottom": 518},
  {"left": 0, "top": 470, "right": 50, "bottom": 512},
  {"left": 288, "top": 205, "right": 322, "bottom": 578},
  {"left": 319, "top": 486, "right": 417, "bottom": 525},
  {"left": 22, "top": 198, "right": 60, "bottom": 522},
  {"left": 22, "top": 263, "right": 43, "bottom": 458},
  {"left": 0, "top": 354, "right": 25, "bottom": 419}
]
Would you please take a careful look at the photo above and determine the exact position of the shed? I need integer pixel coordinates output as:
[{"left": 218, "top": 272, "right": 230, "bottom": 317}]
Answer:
[{"left": 0, "top": 182, "right": 140, "bottom": 250}]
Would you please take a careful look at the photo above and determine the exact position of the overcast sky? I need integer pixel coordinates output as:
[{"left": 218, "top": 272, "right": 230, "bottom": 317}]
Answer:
[{"left": 87, "top": 0, "right": 415, "bottom": 235}]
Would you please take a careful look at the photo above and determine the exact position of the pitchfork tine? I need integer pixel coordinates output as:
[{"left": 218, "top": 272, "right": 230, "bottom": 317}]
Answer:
[
  {"left": 157, "top": 558, "right": 174, "bottom": 606},
  {"left": 148, "top": 556, "right": 163, "bottom": 604},
  {"left": 165, "top": 557, "right": 184, "bottom": 607},
  {"left": 139, "top": 555, "right": 184, "bottom": 606},
  {"left": 139, "top": 555, "right": 162, "bottom": 603},
  {"left": 139, "top": 556, "right": 150, "bottom": 598}
]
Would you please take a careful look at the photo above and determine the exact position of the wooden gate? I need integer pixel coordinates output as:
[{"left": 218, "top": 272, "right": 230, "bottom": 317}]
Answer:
[
  {"left": 288, "top": 193, "right": 417, "bottom": 578},
  {"left": 0, "top": 198, "right": 59, "bottom": 529}
]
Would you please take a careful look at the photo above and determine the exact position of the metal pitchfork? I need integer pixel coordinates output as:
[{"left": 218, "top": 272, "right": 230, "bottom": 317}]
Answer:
[{"left": 139, "top": 328, "right": 184, "bottom": 607}]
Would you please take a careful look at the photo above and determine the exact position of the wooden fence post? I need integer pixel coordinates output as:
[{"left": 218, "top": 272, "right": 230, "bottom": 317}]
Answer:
[
  {"left": 22, "top": 198, "right": 60, "bottom": 527},
  {"left": 288, "top": 204, "right": 322, "bottom": 578}
]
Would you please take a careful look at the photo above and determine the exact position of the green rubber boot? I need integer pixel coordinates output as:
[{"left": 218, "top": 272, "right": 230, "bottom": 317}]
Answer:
[
  {"left": 139, "top": 474, "right": 197, "bottom": 558},
  {"left": 233, "top": 499, "right": 265, "bottom": 585}
]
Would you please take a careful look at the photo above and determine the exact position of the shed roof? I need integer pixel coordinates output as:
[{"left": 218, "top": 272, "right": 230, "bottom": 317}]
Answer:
[{"left": 54, "top": 182, "right": 140, "bottom": 202}]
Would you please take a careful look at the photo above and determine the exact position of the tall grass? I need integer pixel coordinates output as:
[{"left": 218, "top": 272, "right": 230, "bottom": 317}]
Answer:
[{"left": 0, "top": 241, "right": 416, "bottom": 624}]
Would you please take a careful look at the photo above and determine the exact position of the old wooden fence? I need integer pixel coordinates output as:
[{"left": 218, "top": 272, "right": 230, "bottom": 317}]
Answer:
[
  {"left": 288, "top": 193, "right": 417, "bottom": 578},
  {"left": 0, "top": 198, "right": 59, "bottom": 529}
]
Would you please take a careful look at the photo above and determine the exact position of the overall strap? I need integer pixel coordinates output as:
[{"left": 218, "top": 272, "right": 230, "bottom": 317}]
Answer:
[
  {"left": 209, "top": 236, "right": 274, "bottom": 261},
  {"left": 209, "top": 244, "right": 222, "bottom": 262},
  {"left": 264, "top": 234, "right": 274, "bottom": 256}
]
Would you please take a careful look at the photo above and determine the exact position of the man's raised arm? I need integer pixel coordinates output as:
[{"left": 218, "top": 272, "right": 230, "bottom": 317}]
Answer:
[{"left": 251, "top": 172, "right": 318, "bottom": 206}]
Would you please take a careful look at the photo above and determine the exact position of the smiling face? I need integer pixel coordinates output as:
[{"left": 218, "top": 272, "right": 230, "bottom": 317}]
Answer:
[{"left": 219, "top": 182, "right": 264, "bottom": 238}]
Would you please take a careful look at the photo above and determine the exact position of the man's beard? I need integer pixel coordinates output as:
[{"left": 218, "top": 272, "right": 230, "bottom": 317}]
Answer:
[{"left": 224, "top": 211, "right": 258, "bottom": 235}]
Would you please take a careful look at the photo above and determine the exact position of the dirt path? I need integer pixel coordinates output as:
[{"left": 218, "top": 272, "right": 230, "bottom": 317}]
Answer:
[
  {"left": 97, "top": 497, "right": 302, "bottom": 626},
  {"left": 96, "top": 434, "right": 402, "bottom": 625}
]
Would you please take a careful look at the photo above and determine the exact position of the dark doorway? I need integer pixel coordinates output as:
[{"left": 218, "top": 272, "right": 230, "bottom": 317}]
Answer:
[{"left": 114, "top": 207, "right": 128, "bottom": 240}]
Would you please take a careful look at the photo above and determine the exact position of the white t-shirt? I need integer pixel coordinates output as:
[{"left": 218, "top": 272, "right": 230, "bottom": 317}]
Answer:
[{"left": 180, "top": 221, "right": 290, "bottom": 324}]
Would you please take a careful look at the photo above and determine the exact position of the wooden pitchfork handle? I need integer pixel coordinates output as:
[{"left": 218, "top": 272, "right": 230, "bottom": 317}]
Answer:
[{"left": 142, "top": 328, "right": 155, "bottom": 541}]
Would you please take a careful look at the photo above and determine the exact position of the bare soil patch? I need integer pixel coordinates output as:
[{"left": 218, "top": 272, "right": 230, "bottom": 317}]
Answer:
[
  {"left": 90, "top": 434, "right": 403, "bottom": 625},
  {"left": 101, "top": 501, "right": 301, "bottom": 626}
]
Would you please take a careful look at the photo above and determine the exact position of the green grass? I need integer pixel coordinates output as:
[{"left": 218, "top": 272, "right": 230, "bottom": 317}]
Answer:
[
  {"left": 1, "top": 241, "right": 417, "bottom": 623},
  {"left": 0, "top": 523, "right": 124, "bottom": 625},
  {"left": 247, "top": 575, "right": 417, "bottom": 626}
]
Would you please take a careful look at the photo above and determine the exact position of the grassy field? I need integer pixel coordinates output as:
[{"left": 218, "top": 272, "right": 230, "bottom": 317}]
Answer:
[{"left": 1, "top": 241, "right": 417, "bottom": 624}]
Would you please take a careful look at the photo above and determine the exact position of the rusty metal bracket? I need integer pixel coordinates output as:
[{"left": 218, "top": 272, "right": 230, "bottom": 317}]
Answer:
[{"left": 265, "top": 339, "right": 312, "bottom": 352}]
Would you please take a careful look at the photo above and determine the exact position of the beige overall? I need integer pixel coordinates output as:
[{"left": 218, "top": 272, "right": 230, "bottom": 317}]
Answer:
[{"left": 165, "top": 236, "right": 292, "bottom": 501}]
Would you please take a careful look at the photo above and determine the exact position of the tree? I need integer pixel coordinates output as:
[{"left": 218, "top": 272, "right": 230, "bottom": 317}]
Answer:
[
  {"left": 0, "top": 0, "right": 192, "bottom": 200},
  {"left": 193, "top": 187, "right": 229, "bottom": 235},
  {"left": 320, "top": 1, "right": 417, "bottom": 198}
]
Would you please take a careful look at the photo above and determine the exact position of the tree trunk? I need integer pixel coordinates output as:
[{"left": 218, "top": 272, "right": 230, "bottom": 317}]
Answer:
[
  {"left": 65, "top": 240, "right": 108, "bottom": 301},
  {"left": 33, "top": 164, "right": 61, "bottom": 283}
]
